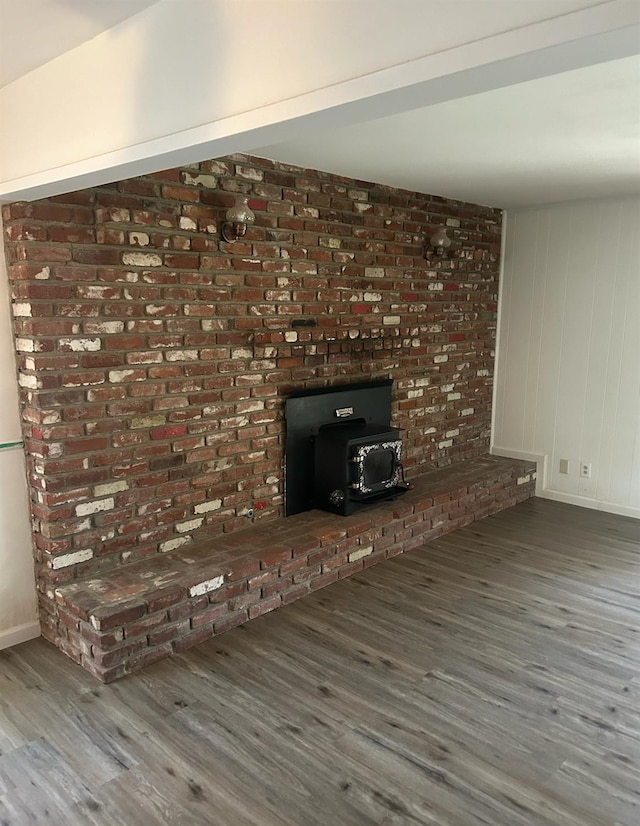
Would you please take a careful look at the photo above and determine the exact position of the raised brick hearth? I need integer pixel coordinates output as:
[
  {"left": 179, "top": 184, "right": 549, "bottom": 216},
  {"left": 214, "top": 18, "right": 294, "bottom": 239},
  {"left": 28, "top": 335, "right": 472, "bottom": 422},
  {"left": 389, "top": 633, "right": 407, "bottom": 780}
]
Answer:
[
  {"left": 55, "top": 456, "right": 535, "bottom": 682},
  {"left": 3, "top": 153, "right": 513, "bottom": 679}
]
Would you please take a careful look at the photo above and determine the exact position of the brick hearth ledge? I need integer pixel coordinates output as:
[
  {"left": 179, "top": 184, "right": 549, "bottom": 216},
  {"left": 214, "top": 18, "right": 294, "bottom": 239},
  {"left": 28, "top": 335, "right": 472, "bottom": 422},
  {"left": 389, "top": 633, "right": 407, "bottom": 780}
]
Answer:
[{"left": 54, "top": 455, "right": 535, "bottom": 681}]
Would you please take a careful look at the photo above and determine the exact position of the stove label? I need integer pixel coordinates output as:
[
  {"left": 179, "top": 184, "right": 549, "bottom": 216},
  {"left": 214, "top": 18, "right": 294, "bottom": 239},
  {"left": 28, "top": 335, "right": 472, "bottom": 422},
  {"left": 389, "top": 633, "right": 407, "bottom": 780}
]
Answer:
[{"left": 334, "top": 407, "right": 354, "bottom": 418}]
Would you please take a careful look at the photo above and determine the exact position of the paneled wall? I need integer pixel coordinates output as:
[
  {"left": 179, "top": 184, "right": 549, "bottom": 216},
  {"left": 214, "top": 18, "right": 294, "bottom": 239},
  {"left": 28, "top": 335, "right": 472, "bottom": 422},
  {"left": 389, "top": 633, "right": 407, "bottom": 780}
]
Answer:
[{"left": 493, "top": 196, "right": 640, "bottom": 517}]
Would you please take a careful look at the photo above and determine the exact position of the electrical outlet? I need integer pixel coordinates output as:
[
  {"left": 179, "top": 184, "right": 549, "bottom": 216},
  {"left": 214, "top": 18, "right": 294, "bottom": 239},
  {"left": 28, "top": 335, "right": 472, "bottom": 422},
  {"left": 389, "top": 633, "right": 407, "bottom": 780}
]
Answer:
[
  {"left": 559, "top": 459, "right": 569, "bottom": 474},
  {"left": 580, "top": 462, "right": 592, "bottom": 479}
]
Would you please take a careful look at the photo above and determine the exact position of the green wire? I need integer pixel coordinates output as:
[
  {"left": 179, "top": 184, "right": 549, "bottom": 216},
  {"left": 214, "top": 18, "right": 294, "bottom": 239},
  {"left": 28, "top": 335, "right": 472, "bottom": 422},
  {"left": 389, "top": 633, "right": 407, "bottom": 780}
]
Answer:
[{"left": 0, "top": 440, "right": 24, "bottom": 450}]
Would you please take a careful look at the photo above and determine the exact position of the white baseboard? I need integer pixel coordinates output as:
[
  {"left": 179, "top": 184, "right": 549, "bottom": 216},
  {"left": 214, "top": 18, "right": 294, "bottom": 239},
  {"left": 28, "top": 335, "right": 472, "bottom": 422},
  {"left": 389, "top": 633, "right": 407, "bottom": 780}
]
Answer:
[
  {"left": 491, "top": 446, "right": 639, "bottom": 519},
  {"left": 537, "top": 488, "right": 640, "bottom": 520},
  {"left": 0, "top": 620, "right": 40, "bottom": 651}
]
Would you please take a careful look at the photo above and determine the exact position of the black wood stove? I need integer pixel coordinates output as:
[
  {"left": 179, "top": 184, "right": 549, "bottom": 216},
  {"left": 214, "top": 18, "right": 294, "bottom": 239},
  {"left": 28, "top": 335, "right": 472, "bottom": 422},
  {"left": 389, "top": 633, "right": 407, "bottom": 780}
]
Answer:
[{"left": 285, "top": 379, "right": 409, "bottom": 516}]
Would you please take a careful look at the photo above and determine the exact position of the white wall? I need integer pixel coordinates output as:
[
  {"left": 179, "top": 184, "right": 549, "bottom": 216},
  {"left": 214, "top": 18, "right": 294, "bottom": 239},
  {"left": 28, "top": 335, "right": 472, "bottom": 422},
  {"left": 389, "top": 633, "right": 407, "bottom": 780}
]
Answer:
[
  {"left": 493, "top": 196, "right": 640, "bottom": 518},
  {"left": 1, "top": 0, "right": 637, "bottom": 201},
  {"left": 0, "top": 219, "right": 39, "bottom": 648}
]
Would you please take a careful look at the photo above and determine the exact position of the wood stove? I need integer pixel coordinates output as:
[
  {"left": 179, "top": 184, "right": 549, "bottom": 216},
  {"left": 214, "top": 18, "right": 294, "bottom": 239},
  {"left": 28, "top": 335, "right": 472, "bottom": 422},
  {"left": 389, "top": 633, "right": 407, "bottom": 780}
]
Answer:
[{"left": 285, "top": 379, "right": 409, "bottom": 516}]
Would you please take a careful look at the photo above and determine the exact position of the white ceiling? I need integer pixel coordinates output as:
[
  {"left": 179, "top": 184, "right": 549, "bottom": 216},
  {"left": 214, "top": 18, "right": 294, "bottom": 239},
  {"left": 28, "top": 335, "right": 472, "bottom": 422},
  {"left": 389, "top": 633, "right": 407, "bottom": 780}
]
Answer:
[
  {"left": 257, "top": 54, "right": 640, "bottom": 209},
  {"left": 0, "top": 0, "right": 158, "bottom": 88},
  {"left": 0, "top": 0, "right": 638, "bottom": 208}
]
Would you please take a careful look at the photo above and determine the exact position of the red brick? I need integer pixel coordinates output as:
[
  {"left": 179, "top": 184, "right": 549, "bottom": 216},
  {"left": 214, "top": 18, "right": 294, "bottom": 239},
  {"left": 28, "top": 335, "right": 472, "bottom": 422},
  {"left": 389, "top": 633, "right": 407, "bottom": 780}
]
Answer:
[
  {"left": 214, "top": 610, "right": 248, "bottom": 635},
  {"left": 125, "top": 643, "right": 174, "bottom": 673},
  {"left": 92, "top": 639, "right": 147, "bottom": 668},
  {"left": 81, "top": 657, "right": 127, "bottom": 684},
  {"left": 89, "top": 601, "right": 146, "bottom": 631},
  {"left": 247, "top": 570, "right": 278, "bottom": 591},
  {"left": 309, "top": 571, "right": 339, "bottom": 592},
  {"left": 191, "top": 603, "right": 228, "bottom": 628},
  {"left": 172, "top": 625, "right": 215, "bottom": 653},
  {"left": 248, "top": 596, "right": 282, "bottom": 618},
  {"left": 281, "top": 584, "right": 310, "bottom": 605},
  {"left": 262, "top": 577, "right": 292, "bottom": 598},
  {"left": 308, "top": 547, "right": 335, "bottom": 566}
]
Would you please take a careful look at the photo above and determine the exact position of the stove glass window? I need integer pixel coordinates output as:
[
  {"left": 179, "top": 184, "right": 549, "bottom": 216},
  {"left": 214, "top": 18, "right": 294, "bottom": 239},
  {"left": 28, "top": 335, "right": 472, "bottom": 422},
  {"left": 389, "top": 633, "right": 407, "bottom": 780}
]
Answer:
[{"left": 363, "top": 448, "right": 396, "bottom": 487}]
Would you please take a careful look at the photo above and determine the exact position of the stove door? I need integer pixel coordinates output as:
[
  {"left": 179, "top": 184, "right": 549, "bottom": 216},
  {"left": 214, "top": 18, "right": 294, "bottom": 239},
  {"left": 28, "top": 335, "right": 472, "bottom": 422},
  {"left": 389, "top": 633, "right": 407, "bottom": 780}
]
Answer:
[{"left": 349, "top": 439, "right": 402, "bottom": 496}]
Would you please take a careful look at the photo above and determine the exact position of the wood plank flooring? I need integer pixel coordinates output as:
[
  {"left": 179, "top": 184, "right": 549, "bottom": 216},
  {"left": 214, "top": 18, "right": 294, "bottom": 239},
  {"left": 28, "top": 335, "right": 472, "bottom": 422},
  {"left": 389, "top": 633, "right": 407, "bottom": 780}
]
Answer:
[{"left": 1, "top": 498, "right": 639, "bottom": 825}]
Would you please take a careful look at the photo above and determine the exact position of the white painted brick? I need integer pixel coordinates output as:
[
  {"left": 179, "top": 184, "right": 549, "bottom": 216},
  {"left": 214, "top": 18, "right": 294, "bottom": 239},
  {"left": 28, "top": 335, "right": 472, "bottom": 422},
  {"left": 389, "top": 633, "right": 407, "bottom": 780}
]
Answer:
[
  {"left": 160, "top": 536, "right": 192, "bottom": 553},
  {"left": 85, "top": 321, "right": 125, "bottom": 334},
  {"left": 365, "top": 267, "right": 385, "bottom": 278},
  {"left": 13, "top": 303, "right": 32, "bottom": 317},
  {"left": 189, "top": 575, "right": 225, "bottom": 597},
  {"left": 284, "top": 331, "right": 298, "bottom": 343},
  {"left": 129, "top": 231, "right": 150, "bottom": 246},
  {"left": 236, "top": 400, "right": 264, "bottom": 413},
  {"left": 94, "top": 480, "right": 129, "bottom": 497},
  {"left": 75, "top": 498, "right": 115, "bottom": 517},
  {"left": 122, "top": 252, "right": 162, "bottom": 267},
  {"left": 179, "top": 216, "right": 198, "bottom": 231},
  {"left": 108, "top": 369, "right": 136, "bottom": 383},
  {"left": 59, "top": 338, "right": 101, "bottom": 352},
  {"left": 51, "top": 548, "right": 93, "bottom": 570},
  {"left": 145, "top": 305, "right": 173, "bottom": 316},
  {"left": 42, "top": 411, "right": 61, "bottom": 424},
  {"left": 447, "top": 392, "right": 461, "bottom": 401},
  {"left": 131, "top": 414, "right": 165, "bottom": 428},
  {"left": 348, "top": 545, "right": 374, "bottom": 563},
  {"left": 517, "top": 475, "right": 531, "bottom": 485},
  {"left": 194, "top": 499, "right": 222, "bottom": 514},
  {"left": 235, "top": 165, "right": 263, "bottom": 181},
  {"left": 461, "top": 408, "right": 474, "bottom": 416},
  {"left": 364, "top": 292, "right": 382, "bottom": 302},
  {"left": 445, "top": 429, "right": 460, "bottom": 438},
  {"left": 477, "top": 369, "right": 489, "bottom": 377},
  {"left": 438, "top": 439, "right": 453, "bottom": 449},
  {"left": 176, "top": 517, "right": 204, "bottom": 533},
  {"left": 428, "top": 283, "right": 444, "bottom": 291},
  {"left": 19, "top": 374, "right": 39, "bottom": 389},
  {"left": 15, "top": 338, "right": 36, "bottom": 352},
  {"left": 34, "top": 266, "right": 50, "bottom": 280},
  {"left": 433, "top": 355, "right": 448, "bottom": 364},
  {"left": 383, "top": 316, "right": 401, "bottom": 325},
  {"left": 165, "top": 350, "right": 198, "bottom": 361},
  {"left": 183, "top": 172, "right": 217, "bottom": 188}
]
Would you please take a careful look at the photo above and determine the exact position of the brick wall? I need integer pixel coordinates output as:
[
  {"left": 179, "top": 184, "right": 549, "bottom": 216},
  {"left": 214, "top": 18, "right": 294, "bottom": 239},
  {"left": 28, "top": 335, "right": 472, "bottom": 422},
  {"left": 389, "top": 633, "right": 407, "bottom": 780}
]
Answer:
[{"left": 1, "top": 154, "right": 502, "bottom": 646}]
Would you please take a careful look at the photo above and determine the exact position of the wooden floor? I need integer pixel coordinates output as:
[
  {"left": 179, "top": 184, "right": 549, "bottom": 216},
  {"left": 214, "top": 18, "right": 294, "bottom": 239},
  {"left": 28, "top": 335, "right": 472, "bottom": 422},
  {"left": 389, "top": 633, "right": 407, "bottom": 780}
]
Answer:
[{"left": 1, "top": 499, "right": 639, "bottom": 826}]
